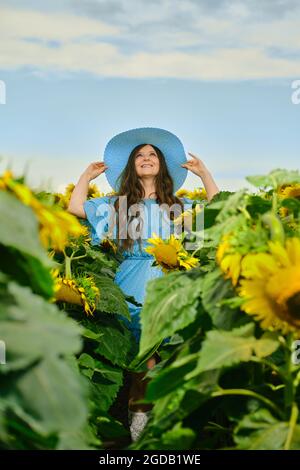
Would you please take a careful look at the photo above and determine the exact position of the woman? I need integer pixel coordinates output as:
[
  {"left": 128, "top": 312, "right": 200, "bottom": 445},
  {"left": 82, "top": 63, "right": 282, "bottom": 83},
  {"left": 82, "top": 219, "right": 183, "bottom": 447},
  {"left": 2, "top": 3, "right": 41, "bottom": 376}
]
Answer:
[{"left": 68, "top": 127, "right": 219, "bottom": 441}]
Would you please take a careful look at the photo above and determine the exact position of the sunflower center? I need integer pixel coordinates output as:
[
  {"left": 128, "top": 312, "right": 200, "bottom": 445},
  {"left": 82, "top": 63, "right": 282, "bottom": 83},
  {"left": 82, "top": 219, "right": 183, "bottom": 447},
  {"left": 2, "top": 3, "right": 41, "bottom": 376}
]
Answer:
[
  {"left": 286, "top": 292, "right": 300, "bottom": 319},
  {"left": 155, "top": 245, "right": 178, "bottom": 267}
]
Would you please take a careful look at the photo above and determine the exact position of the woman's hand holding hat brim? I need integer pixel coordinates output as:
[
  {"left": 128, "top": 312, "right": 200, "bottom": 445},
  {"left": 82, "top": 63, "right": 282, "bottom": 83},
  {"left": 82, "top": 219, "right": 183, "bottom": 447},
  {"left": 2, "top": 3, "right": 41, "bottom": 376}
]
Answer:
[
  {"left": 84, "top": 161, "right": 109, "bottom": 182},
  {"left": 181, "top": 152, "right": 209, "bottom": 178}
]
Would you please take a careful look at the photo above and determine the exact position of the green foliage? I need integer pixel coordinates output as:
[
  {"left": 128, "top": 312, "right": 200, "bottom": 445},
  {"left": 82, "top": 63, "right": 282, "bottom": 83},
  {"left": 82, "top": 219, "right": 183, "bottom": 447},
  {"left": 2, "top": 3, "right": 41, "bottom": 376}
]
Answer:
[
  {"left": 234, "top": 409, "right": 300, "bottom": 450},
  {"left": 2, "top": 167, "right": 300, "bottom": 450},
  {"left": 129, "top": 168, "right": 300, "bottom": 450},
  {"left": 201, "top": 268, "right": 248, "bottom": 330},
  {"left": 0, "top": 191, "right": 54, "bottom": 298},
  {"left": 0, "top": 181, "right": 133, "bottom": 449},
  {"left": 139, "top": 270, "right": 203, "bottom": 356},
  {"left": 0, "top": 191, "right": 51, "bottom": 267},
  {"left": 0, "top": 281, "right": 82, "bottom": 372},
  {"left": 0, "top": 281, "right": 90, "bottom": 448},
  {"left": 81, "top": 316, "right": 138, "bottom": 368},
  {"left": 92, "top": 274, "right": 130, "bottom": 320},
  {"left": 78, "top": 353, "right": 123, "bottom": 413},
  {"left": 186, "top": 324, "right": 279, "bottom": 380},
  {"left": 246, "top": 169, "right": 300, "bottom": 189}
]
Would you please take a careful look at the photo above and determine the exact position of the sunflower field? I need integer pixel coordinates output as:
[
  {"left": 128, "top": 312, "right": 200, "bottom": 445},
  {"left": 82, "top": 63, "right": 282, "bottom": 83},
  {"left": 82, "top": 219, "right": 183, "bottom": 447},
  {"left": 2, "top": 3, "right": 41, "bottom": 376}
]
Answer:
[{"left": 1, "top": 167, "right": 300, "bottom": 450}]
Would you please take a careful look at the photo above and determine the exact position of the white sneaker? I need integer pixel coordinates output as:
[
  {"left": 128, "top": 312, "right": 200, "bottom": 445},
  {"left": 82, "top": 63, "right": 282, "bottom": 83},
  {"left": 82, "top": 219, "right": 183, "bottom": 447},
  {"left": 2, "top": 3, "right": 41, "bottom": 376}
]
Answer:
[{"left": 128, "top": 409, "right": 151, "bottom": 442}]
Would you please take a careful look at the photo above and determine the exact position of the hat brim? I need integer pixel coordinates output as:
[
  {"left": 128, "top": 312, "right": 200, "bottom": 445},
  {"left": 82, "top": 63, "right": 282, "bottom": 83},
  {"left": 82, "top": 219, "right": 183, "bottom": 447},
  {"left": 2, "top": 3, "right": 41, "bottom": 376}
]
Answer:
[{"left": 103, "top": 127, "right": 188, "bottom": 192}]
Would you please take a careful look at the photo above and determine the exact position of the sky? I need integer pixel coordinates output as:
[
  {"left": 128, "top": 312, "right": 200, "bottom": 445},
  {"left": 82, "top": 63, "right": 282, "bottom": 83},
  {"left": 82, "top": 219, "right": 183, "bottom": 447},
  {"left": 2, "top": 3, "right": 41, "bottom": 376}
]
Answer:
[{"left": 0, "top": 0, "right": 300, "bottom": 194}]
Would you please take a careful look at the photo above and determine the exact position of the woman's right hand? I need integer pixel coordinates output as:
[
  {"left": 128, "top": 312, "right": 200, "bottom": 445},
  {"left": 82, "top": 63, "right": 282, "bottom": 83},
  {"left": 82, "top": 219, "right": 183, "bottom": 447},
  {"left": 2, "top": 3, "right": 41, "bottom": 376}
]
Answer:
[
  {"left": 68, "top": 161, "right": 108, "bottom": 218},
  {"left": 83, "top": 161, "right": 108, "bottom": 181}
]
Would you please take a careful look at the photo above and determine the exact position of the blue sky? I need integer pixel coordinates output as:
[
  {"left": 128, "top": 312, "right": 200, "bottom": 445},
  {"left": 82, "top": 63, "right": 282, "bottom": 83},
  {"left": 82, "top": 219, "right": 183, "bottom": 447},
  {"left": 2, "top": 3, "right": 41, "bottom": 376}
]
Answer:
[{"left": 0, "top": 0, "right": 300, "bottom": 193}]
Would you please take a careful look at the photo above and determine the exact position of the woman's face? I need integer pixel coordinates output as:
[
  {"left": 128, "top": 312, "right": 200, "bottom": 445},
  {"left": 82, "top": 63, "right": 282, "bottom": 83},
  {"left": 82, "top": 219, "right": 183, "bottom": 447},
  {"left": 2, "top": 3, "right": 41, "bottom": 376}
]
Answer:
[{"left": 134, "top": 144, "right": 160, "bottom": 178}]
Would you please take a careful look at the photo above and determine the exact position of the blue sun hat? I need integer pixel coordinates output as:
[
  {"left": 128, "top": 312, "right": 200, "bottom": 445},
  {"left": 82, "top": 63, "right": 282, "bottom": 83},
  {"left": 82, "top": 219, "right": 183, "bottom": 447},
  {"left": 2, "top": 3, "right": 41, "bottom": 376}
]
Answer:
[{"left": 103, "top": 127, "right": 188, "bottom": 192}]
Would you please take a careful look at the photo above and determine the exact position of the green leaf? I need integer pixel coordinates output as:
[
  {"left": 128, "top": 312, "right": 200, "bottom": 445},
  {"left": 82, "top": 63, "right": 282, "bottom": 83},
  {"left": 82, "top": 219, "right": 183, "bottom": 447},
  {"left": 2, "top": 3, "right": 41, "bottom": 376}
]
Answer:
[
  {"left": 160, "top": 423, "right": 196, "bottom": 450},
  {"left": 92, "top": 274, "right": 130, "bottom": 319},
  {"left": 0, "top": 245, "right": 54, "bottom": 299},
  {"left": 82, "top": 327, "right": 104, "bottom": 341},
  {"left": 79, "top": 357, "right": 123, "bottom": 413},
  {"left": 246, "top": 169, "right": 300, "bottom": 189},
  {"left": 145, "top": 353, "right": 199, "bottom": 401},
  {"left": 57, "top": 425, "right": 101, "bottom": 450},
  {"left": 234, "top": 409, "right": 300, "bottom": 450},
  {"left": 246, "top": 174, "right": 273, "bottom": 188},
  {"left": 185, "top": 324, "right": 279, "bottom": 380},
  {"left": 205, "top": 213, "right": 247, "bottom": 247},
  {"left": 0, "top": 282, "right": 82, "bottom": 372},
  {"left": 203, "top": 207, "right": 220, "bottom": 229},
  {"left": 96, "top": 415, "right": 130, "bottom": 439},
  {"left": 78, "top": 245, "right": 118, "bottom": 277},
  {"left": 214, "top": 190, "right": 249, "bottom": 223},
  {"left": 281, "top": 197, "right": 300, "bottom": 216},
  {"left": 77, "top": 353, "right": 96, "bottom": 369},
  {"left": 209, "top": 191, "right": 234, "bottom": 204},
  {"left": 246, "top": 195, "right": 272, "bottom": 217},
  {"left": 202, "top": 269, "right": 249, "bottom": 330},
  {"left": 0, "top": 191, "right": 51, "bottom": 267},
  {"left": 1, "top": 356, "right": 89, "bottom": 436},
  {"left": 139, "top": 271, "right": 203, "bottom": 357},
  {"left": 151, "top": 370, "right": 219, "bottom": 433},
  {"left": 81, "top": 316, "right": 138, "bottom": 368}
]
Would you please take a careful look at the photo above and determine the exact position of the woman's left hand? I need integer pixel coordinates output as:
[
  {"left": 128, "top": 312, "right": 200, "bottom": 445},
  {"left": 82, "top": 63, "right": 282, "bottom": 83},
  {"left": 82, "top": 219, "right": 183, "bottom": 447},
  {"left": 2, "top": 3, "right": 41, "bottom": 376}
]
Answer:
[{"left": 181, "top": 152, "right": 209, "bottom": 178}]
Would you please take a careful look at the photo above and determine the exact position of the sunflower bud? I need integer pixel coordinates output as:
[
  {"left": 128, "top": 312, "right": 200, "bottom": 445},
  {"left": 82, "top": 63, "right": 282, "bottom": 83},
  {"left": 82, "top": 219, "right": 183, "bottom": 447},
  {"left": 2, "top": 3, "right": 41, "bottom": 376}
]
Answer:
[{"left": 262, "top": 211, "right": 285, "bottom": 245}]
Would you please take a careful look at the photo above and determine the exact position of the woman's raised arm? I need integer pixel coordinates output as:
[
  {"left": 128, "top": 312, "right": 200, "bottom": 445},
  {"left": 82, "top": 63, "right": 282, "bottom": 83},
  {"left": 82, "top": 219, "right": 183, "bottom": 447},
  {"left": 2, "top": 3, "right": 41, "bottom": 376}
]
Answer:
[
  {"left": 67, "top": 162, "right": 108, "bottom": 218},
  {"left": 181, "top": 152, "right": 219, "bottom": 202}
]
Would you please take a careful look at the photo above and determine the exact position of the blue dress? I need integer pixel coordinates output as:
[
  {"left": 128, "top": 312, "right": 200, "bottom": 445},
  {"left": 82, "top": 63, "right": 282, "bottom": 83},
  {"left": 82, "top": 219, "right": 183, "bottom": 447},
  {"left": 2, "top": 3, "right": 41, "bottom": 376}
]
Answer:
[{"left": 84, "top": 196, "right": 193, "bottom": 343}]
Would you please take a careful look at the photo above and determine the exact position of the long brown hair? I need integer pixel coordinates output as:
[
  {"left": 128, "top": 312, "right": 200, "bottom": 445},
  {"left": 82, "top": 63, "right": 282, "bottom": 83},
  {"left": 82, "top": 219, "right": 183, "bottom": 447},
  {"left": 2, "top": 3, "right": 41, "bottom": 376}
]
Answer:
[{"left": 111, "top": 143, "right": 184, "bottom": 252}]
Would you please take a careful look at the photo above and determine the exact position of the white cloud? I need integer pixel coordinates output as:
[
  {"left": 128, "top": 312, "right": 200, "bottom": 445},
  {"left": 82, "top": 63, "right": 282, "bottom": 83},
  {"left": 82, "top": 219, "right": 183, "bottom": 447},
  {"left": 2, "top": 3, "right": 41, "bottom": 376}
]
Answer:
[
  {"left": 0, "top": 5, "right": 300, "bottom": 79},
  {"left": 0, "top": 6, "right": 119, "bottom": 41}
]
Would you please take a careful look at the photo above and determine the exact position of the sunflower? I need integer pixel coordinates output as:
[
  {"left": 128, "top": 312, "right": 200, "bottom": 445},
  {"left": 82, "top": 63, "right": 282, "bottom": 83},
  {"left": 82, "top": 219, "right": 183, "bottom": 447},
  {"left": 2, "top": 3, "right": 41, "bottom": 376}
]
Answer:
[
  {"left": 175, "top": 187, "right": 207, "bottom": 201},
  {"left": 38, "top": 207, "right": 85, "bottom": 251},
  {"left": 173, "top": 203, "right": 203, "bottom": 230},
  {"left": 105, "top": 190, "right": 117, "bottom": 197},
  {"left": 55, "top": 182, "right": 104, "bottom": 209},
  {"left": 0, "top": 171, "right": 86, "bottom": 251},
  {"left": 279, "top": 207, "right": 289, "bottom": 218},
  {"left": 145, "top": 233, "right": 199, "bottom": 273},
  {"left": 216, "top": 234, "right": 242, "bottom": 286},
  {"left": 175, "top": 188, "right": 189, "bottom": 198},
  {"left": 277, "top": 183, "right": 300, "bottom": 200},
  {"left": 0, "top": 170, "right": 14, "bottom": 190},
  {"left": 278, "top": 184, "right": 300, "bottom": 218},
  {"left": 238, "top": 237, "right": 300, "bottom": 334},
  {"left": 100, "top": 237, "right": 118, "bottom": 254},
  {"left": 54, "top": 274, "right": 100, "bottom": 316}
]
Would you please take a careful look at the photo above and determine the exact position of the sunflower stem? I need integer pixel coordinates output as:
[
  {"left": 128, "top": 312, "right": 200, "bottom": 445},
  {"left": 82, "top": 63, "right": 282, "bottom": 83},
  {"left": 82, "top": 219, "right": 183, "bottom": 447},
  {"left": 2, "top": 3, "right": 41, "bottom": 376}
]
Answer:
[
  {"left": 272, "top": 186, "right": 278, "bottom": 214},
  {"left": 284, "top": 402, "right": 299, "bottom": 450},
  {"left": 211, "top": 388, "right": 284, "bottom": 419},
  {"left": 261, "top": 211, "right": 285, "bottom": 244},
  {"left": 64, "top": 252, "right": 72, "bottom": 279},
  {"left": 284, "top": 333, "right": 295, "bottom": 409},
  {"left": 250, "top": 356, "right": 287, "bottom": 384},
  {"left": 72, "top": 254, "right": 87, "bottom": 261},
  {"left": 238, "top": 206, "right": 251, "bottom": 220}
]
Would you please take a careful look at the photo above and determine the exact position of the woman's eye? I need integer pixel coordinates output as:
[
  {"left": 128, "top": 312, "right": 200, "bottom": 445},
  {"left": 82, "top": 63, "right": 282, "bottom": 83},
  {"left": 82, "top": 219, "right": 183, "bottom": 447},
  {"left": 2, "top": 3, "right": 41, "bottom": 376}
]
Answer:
[{"left": 135, "top": 153, "right": 157, "bottom": 158}]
